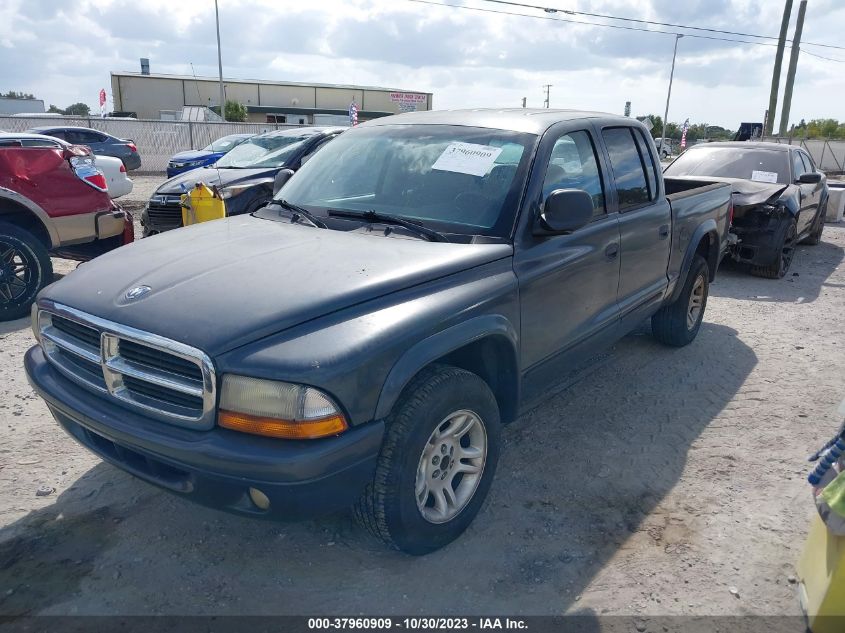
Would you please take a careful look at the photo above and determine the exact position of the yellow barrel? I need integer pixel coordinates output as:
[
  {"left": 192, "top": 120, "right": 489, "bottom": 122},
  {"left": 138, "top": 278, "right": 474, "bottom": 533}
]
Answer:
[
  {"left": 798, "top": 514, "right": 845, "bottom": 632},
  {"left": 180, "top": 183, "right": 226, "bottom": 226}
]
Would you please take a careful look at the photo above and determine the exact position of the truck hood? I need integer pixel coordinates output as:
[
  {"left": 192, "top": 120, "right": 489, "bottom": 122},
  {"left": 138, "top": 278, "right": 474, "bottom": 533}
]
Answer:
[
  {"left": 156, "top": 166, "right": 279, "bottom": 195},
  {"left": 42, "top": 216, "right": 513, "bottom": 357}
]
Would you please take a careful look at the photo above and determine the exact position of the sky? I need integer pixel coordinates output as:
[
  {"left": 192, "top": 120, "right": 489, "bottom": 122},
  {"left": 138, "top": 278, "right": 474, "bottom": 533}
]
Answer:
[{"left": 0, "top": 0, "right": 843, "bottom": 128}]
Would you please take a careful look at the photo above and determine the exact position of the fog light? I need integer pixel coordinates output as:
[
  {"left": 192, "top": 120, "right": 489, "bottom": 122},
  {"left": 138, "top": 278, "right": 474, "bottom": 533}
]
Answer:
[{"left": 249, "top": 487, "right": 271, "bottom": 510}]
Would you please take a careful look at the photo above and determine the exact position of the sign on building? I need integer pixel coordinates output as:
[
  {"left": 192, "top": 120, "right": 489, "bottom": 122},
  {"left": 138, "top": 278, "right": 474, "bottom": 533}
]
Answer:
[{"left": 390, "top": 92, "right": 427, "bottom": 112}]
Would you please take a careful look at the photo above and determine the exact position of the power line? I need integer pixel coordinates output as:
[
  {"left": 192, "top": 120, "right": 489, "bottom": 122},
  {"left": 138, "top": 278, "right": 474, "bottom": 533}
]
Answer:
[
  {"left": 406, "top": 0, "right": 845, "bottom": 62},
  {"left": 477, "top": 0, "right": 845, "bottom": 51}
]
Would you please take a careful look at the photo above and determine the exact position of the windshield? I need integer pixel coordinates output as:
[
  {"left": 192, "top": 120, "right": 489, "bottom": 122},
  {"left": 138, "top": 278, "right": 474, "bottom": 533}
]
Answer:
[
  {"left": 203, "top": 135, "right": 250, "bottom": 153},
  {"left": 215, "top": 133, "right": 314, "bottom": 168},
  {"left": 664, "top": 146, "right": 791, "bottom": 184},
  {"left": 275, "top": 124, "right": 536, "bottom": 237}
]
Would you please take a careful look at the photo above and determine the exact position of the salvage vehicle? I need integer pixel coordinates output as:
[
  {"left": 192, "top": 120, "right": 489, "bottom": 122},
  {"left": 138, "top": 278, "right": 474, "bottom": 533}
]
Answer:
[
  {"left": 664, "top": 141, "right": 828, "bottom": 278},
  {"left": 166, "top": 133, "right": 254, "bottom": 177},
  {"left": 94, "top": 155, "right": 133, "bottom": 199},
  {"left": 27, "top": 126, "right": 142, "bottom": 171},
  {"left": 0, "top": 133, "right": 133, "bottom": 321},
  {"left": 142, "top": 127, "right": 342, "bottom": 236},
  {"left": 25, "top": 109, "right": 731, "bottom": 553}
]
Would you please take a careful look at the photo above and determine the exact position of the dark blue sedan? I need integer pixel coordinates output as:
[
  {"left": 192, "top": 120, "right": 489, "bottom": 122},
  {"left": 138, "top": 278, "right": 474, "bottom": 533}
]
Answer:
[{"left": 166, "top": 133, "right": 254, "bottom": 177}]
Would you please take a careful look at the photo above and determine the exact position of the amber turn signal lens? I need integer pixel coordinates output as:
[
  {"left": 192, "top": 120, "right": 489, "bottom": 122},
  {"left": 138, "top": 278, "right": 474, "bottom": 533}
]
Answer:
[{"left": 218, "top": 410, "right": 348, "bottom": 439}]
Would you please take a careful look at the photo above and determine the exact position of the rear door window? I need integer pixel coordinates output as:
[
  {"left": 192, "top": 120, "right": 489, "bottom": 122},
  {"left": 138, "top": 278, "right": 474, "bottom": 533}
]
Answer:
[
  {"left": 602, "top": 127, "right": 650, "bottom": 211},
  {"left": 633, "top": 129, "right": 659, "bottom": 200}
]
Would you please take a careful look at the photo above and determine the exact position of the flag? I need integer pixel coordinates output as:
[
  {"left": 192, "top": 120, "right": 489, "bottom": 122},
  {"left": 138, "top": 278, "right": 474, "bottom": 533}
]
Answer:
[
  {"left": 99, "top": 88, "right": 107, "bottom": 118},
  {"left": 680, "top": 118, "right": 690, "bottom": 149},
  {"left": 349, "top": 101, "right": 358, "bottom": 126}
]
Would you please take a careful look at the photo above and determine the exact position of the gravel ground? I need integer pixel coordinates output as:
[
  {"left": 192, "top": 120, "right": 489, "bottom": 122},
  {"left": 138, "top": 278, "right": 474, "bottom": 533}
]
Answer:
[{"left": 1, "top": 214, "right": 844, "bottom": 619}]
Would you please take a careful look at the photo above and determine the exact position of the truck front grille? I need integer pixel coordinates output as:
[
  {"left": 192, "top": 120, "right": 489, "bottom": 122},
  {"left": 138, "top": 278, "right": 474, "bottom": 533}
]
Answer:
[{"left": 37, "top": 303, "right": 216, "bottom": 429}]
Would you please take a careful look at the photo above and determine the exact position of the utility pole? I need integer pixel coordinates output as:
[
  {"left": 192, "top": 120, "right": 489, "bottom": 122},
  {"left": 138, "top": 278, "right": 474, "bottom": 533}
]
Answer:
[
  {"left": 542, "top": 84, "right": 552, "bottom": 108},
  {"left": 766, "top": 0, "right": 793, "bottom": 137},
  {"left": 659, "top": 34, "right": 683, "bottom": 156},
  {"left": 522, "top": 97, "right": 527, "bottom": 108},
  {"left": 215, "top": 0, "right": 226, "bottom": 121},
  {"left": 779, "top": 0, "right": 806, "bottom": 136}
]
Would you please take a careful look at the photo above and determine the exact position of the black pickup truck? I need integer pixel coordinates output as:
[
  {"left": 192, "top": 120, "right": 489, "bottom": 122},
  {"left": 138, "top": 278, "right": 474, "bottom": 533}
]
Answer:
[{"left": 26, "top": 109, "right": 732, "bottom": 554}]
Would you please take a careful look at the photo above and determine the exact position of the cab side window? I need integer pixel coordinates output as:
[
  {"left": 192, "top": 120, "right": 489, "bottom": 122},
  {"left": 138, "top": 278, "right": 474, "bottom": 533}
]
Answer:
[
  {"left": 601, "top": 127, "right": 650, "bottom": 211},
  {"left": 542, "top": 130, "right": 605, "bottom": 216},
  {"left": 799, "top": 151, "right": 815, "bottom": 173},
  {"left": 633, "top": 129, "right": 659, "bottom": 200}
]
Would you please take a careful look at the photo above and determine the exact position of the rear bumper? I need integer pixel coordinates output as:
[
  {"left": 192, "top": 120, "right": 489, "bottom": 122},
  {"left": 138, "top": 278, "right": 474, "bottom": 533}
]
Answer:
[{"left": 25, "top": 346, "right": 383, "bottom": 519}]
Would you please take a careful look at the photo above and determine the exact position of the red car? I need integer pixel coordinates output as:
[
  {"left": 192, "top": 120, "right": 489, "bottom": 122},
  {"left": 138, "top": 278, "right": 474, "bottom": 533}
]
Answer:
[{"left": 0, "top": 133, "right": 134, "bottom": 321}]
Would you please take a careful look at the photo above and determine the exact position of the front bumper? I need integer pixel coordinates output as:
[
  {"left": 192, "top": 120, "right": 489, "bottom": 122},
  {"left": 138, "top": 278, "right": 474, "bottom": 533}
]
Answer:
[{"left": 25, "top": 346, "right": 383, "bottom": 519}]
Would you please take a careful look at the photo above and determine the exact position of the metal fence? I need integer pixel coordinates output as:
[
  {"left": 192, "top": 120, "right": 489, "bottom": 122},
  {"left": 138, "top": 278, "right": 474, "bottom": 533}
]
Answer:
[
  {"left": 763, "top": 136, "right": 845, "bottom": 174},
  {"left": 0, "top": 116, "right": 303, "bottom": 173}
]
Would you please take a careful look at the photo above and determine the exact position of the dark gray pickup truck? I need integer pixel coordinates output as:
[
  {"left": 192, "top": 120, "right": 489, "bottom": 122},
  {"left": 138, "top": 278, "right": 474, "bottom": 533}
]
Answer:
[{"left": 26, "top": 109, "right": 731, "bottom": 554}]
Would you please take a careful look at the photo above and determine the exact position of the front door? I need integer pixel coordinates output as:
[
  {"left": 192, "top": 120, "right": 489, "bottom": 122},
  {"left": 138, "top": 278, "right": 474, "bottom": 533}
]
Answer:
[{"left": 514, "top": 126, "right": 621, "bottom": 400}]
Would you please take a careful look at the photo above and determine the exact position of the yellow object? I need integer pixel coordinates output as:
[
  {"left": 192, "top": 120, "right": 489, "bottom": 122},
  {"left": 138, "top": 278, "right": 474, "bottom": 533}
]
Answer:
[
  {"left": 798, "top": 513, "right": 845, "bottom": 633},
  {"left": 180, "top": 183, "right": 226, "bottom": 226},
  {"left": 218, "top": 410, "right": 348, "bottom": 439}
]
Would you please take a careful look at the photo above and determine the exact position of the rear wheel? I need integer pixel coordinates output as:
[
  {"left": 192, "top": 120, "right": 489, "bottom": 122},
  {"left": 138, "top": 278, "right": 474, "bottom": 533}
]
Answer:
[
  {"left": 651, "top": 254, "right": 709, "bottom": 347},
  {"left": 0, "top": 222, "right": 53, "bottom": 322},
  {"left": 750, "top": 217, "right": 797, "bottom": 279},
  {"left": 354, "top": 365, "right": 501, "bottom": 555}
]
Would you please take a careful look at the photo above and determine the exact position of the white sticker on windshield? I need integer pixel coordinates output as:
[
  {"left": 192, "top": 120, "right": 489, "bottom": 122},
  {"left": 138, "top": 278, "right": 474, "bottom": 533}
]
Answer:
[
  {"left": 432, "top": 142, "right": 503, "bottom": 177},
  {"left": 751, "top": 170, "right": 779, "bottom": 183}
]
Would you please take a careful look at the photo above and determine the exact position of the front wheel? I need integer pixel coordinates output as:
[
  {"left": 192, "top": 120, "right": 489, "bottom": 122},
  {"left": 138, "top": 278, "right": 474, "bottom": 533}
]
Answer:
[
  {"left": 651, "top": 254, "right": 709, "bottom": 347},
  {"left": 0, "top": 222, "right": 53, "bottom": 322},
  {"left": 354, "top": 365, "right": 501, "bottom": 555},
  {"left": 750, "top": 217, "right": 797, "bottom": 279}
]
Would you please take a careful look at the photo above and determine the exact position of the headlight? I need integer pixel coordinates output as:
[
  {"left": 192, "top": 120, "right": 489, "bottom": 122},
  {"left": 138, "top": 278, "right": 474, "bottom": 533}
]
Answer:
[{"left": 218, "top": 375, "right": 348, "bottom": 439}]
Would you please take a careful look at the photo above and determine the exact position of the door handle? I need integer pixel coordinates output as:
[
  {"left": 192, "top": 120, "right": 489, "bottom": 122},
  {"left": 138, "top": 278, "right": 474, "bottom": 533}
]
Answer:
[
  {"left": 659, "top": 224, "right": 670, "bottom": 239},
  {"left": 605, "top": 243, "right": 619, "bottom": 259}
]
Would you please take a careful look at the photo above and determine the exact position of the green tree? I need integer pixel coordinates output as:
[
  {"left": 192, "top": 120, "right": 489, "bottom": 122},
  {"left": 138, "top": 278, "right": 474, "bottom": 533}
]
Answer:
[
  {"left": 805, "top": 118, "right": 840, "bottom": 138},
  {"left": 224, "top": 100, "right": 247, "bottom": 122},
  {"left": 2, "top": 90, "right": 36, "bottom": 99},
  {"left": 47, "top": 104, "right": 64, "bottom": 114},
  {"left": 63, "top": 102, "right": 90, "bottom": 116}
]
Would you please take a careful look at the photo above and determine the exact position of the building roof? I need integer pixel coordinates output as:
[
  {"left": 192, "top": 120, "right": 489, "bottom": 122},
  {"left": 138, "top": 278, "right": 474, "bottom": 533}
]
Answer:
[
  {"left": 110, "top": 71, "right": 431, "bottom": 96},
  {"left": 361, "top": 108, "right": 625, "bottom": 134}
]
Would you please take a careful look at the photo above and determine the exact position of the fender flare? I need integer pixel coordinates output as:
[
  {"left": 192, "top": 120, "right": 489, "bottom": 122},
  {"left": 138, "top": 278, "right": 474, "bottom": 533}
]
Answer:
[
  {"left": 0, "top": 187, "right": 59, "bottom": 247},
  {"left": 373, "top": 314, "right": 519, "bottom": 421},
  {"left": 670, "top": 219, "right": 719, "bottom": 303}
]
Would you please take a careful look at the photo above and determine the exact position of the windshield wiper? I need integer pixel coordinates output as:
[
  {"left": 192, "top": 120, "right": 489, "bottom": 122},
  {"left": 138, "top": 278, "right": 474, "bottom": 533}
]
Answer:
[
  {"left": 328, "top": 209, "right": 448, "bottom": 242},
  {"left": 269, "top": 200, "right": 327, "bottom": 229}
]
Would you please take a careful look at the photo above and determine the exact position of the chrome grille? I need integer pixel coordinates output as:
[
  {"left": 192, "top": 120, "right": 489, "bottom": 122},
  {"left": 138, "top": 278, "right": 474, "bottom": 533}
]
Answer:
[
  {"left": 145, "top": 195, "right": 183, "bottom": 230},
  {"left": 37, "top": 302, "right": 216, "bottom": 429}
]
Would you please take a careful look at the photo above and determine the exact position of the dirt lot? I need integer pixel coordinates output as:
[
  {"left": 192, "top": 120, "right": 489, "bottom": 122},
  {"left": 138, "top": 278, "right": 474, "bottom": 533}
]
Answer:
[{"left": 1, "top": 197, "right": 844, "bottom": 618}]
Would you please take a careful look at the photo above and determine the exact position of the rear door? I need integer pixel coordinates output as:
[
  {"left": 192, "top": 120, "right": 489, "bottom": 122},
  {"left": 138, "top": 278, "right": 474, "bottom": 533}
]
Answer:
[
  {"left": 514, "top": 123, "right": 621, "bottom": 395},
  {"left": 600, "top": 126, "right": 671, "bottom": 324}
]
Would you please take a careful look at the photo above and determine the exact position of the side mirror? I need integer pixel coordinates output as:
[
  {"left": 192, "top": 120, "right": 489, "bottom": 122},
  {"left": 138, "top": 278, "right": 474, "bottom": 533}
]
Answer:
[
  {"left": 798, "top": 172, "right": 821, "bottom": 184},
  {"left": 273, "top": 168, "right": 295, "bottom": 195},
  {"left": 534, "top": 189, "right": 594, "bottom": 235}
]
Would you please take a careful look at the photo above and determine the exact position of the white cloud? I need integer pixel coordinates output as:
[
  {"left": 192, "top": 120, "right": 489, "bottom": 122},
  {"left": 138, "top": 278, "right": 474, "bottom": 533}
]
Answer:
[{"left": 1, "top": 0, "right": 843, "bottom": 128}]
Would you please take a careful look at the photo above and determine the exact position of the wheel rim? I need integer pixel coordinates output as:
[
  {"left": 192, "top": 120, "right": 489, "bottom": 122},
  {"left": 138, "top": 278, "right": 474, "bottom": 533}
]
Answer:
[
  {"left": 780, "top": 224, "right": 797, "bottom": 274},
  {"left": 0, "top": 241, "right": 33, "bottom": 305},
  {"left": 686, "top": 274, "right": 706, "bottom": 330},
  {"left": 415, "top": 409, "right": 487, "bottom": 524}
]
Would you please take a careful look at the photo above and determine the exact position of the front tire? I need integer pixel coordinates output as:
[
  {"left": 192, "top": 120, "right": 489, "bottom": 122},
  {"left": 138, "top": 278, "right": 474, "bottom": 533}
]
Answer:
[
  {"left": 354, "top": 365, "right": 501, "bottom": 555},
  {"left": 0, "top": 222, "right": 53, "bottom": 322},
  {"left": 750, "top": 217, "right": 797, "bottom": 279},
  {"left": 651, "top": 254, "right": 709, "bottom": 347}
]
